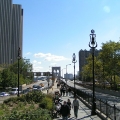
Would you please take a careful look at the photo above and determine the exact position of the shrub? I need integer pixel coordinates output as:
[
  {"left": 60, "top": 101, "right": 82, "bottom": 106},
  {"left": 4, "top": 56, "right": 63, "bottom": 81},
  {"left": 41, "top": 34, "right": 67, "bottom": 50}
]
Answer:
[
  {"left": 24, "top": 91, "right": 45, "bottom": 103},
  {"left": 1, "top": 108, "right": 52, "bottom": 120},
  {"left": 39, "top": 96, "right": 53, "bottom": 110},
  {"left": 3, "top": 97, "right": 17, "bottom": 104}
]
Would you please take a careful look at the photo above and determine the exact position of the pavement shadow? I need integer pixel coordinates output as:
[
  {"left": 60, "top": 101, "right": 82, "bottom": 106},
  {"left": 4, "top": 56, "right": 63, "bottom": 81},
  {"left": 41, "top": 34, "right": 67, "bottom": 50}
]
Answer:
[{"left": 77, "top": 114, "right": 91, "bottom": 120}]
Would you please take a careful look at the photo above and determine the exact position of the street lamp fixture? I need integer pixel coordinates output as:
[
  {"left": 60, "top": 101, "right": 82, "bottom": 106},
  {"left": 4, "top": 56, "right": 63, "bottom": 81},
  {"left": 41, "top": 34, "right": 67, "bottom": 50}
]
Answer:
[
  {"left": 66, "top": 64, "right": 71, "bottom": 84},
  {"left": 72, "top": 53, "right": 77, "bottom": 97},
  {"left": 89, "top": 29, "right": 97, "bottom": 115},
  {"left": 18, "top": 47, "right": 21, "bottom": 97}
]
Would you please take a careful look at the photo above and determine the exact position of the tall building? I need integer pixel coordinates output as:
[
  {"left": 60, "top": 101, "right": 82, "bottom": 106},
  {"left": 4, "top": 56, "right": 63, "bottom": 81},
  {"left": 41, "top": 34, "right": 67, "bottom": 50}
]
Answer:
[
  {"left": 0, "top": 0, "right": 23, "bottom": 65},
  {"left": 79, "top": 49, "right": 101, "bottom": 74},
  {"left": 64, "top": 73, "right": 73, "bottom": 80}
]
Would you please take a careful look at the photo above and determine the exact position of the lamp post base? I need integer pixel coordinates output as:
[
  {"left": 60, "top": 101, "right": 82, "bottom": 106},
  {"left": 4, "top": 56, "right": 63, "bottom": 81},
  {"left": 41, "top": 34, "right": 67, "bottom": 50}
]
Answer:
[{"left": 91, "top": 102, "right": 96, "bottom": 115}]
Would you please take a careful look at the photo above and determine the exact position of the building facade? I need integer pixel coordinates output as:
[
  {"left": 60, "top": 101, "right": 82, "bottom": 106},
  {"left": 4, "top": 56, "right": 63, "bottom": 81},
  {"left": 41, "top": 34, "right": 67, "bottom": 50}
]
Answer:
[
  {"left": 0, "top": 0, "right": 23, "bottom": 65},
  {"left": 64, "top": 73, "right": 73, "bottom": 80},
  {"left": 79, "top": 49, "right": 101, "bottom": 74}
]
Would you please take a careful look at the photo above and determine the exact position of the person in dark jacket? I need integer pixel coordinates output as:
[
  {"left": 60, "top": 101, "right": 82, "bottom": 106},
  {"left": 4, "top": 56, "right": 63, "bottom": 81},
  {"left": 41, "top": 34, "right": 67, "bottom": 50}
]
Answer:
[
  {"left": 60, "top": 101, "right": 70, "bottom": 120},
  {"left": 67, "top": 99, "right": 71, "bottom": 117},
  {"left": 68, "top": 87, "right": 72, "bottom": 96},
  {"left": 60, "top": 87, "right": 63, "bottom": 96},
  {"left": 62, "top": 86, "right": 66, "bottom": 96}
]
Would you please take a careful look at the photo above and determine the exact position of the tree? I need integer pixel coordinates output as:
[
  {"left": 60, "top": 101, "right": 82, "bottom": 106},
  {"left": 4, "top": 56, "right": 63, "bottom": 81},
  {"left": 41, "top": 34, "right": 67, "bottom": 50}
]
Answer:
[
  {"left": 9, "top": 59, "right": 33, "bottom": 82},
  {"left": 1, "top": 69, "right": 17, "bottom": 88},
  {"left": 0, "top": 58, "right": 33, "bottom": 89}
]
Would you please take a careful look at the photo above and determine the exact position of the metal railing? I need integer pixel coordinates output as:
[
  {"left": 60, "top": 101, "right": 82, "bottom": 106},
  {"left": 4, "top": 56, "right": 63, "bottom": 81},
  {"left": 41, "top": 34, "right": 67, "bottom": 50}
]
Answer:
[
  {"left": 74, "top": 87, "right": 120, "bottom": 120},
  {"left": 59, "top": 79, "right": 120, "bottom": 120}
]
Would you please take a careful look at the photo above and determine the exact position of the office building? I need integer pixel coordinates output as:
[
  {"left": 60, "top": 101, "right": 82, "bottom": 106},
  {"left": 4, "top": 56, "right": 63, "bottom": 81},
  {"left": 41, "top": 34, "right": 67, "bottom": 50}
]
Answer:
[
  {"left": 79, "top": 49, "right": 101, "bottom": 74},
  {"left": 64, "top": 73, "right": 73, "bottom": 80},
  {"left": 0, "top": 0, "right": 23, "bottom": 65}
]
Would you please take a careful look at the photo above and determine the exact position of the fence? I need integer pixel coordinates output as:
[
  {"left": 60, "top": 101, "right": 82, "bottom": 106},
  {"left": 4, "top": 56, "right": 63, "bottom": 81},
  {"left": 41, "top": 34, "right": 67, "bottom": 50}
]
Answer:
[{"left": 69, "top": 85, "right": 120, "bottom": 120}]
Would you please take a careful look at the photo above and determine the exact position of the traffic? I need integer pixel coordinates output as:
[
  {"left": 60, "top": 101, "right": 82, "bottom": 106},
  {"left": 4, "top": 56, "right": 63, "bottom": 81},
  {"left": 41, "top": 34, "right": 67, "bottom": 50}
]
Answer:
[{"left": 0, "top": 78, "right": 52, "bottom": 103}]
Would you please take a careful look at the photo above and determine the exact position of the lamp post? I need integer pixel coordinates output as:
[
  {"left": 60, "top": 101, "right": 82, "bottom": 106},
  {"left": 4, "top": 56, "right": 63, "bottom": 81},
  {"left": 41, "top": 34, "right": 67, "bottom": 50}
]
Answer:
[
  {"left": 62, "top": 68, "right": 66, "bottom": 78},
  {"left": 47, "top": 71, "right": 50, "bottom": 94},
  {"left": 47, "top": 66, "right": 51, "bottom": 94},
  {"left": 18, "top": 47, "right": 21, "bottom": 97},
  {"left": 72, "top": 53, "right": 77, "bottom": 97},
  {"left": 89, "top": 29, "right": 97, "bottom": 115},
  {"left": 66, "top": 64, "right": 71, "bottom": 84}
]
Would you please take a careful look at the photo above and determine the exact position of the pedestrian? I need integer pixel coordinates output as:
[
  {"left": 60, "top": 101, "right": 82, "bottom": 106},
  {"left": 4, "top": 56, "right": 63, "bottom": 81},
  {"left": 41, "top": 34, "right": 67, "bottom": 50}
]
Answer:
[
  {"left": 54, "top": 94, "right": 59, "bottom": 103},
  {"left": 72, "top": 96, "right": 79, "bottom": 119},
  {"left": 67, "top": 99, "right": 71, "bottom": 117},
  {"left": 68, "top": 87, "right": 72, "bottom": 96},
  {"left": 55, "top": 100, "right": 62, "bottom": 117},
  {"left": 66, "top": 87, "right": 68, "bottom": 96},
  {"left": 60, "top": 101, "right": 70, "bottom": 120},
  {"left": 63, "top": 86, "right": 66, "bottom": 96},
  {"left": 60, "top": 87, "right": 63, "bottom": 96}
]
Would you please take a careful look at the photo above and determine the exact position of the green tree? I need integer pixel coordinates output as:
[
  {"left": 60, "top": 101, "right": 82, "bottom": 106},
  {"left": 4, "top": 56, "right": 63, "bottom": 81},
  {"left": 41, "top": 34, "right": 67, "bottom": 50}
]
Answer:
[
  {"left": 9, "top": 59, "right": 33, "bottom": 83},
  {"left": 98, "top": 41, "right": 120, "bottom": 89},
  {"left": 1, "top": 69, "right": 17, "bottom": 88}
]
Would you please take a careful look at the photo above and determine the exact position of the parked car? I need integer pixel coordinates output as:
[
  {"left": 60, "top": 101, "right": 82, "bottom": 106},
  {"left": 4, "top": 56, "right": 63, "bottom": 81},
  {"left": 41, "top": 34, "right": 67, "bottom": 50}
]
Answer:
[
  {"left": 32, "top": 85, "right": 42, "bottom": 91},
  {"left": 0, "top": 92, "right": 10, "bottom": 97},
  {"left": 9, "top": 88, "right": 21, "bottom": 95}
]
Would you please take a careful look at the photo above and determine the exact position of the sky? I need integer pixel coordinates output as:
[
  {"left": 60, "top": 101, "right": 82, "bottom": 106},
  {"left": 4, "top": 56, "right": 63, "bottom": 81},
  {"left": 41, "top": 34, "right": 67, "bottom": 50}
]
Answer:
[{"left": 13, "top": 0, "right": 120, "bottom": 75}]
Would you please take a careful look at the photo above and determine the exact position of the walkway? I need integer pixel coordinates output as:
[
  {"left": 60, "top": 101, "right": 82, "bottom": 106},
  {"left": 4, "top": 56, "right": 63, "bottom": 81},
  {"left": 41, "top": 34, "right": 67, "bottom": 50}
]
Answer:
[{"left": 44, "top": 80, "right": 102, "bottom": 120}]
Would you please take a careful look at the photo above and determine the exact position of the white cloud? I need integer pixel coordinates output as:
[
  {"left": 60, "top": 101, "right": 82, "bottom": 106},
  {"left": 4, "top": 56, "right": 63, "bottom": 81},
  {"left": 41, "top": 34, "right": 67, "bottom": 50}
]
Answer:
[
  {"left": 103, "top": 6, "right": 110, "bottom": 13},
  {"left": 32, "top": 60, "right": 42, "bottom": 72},
  {"left": 32, "top": 60, "right": 37, "bottom": 63},
  {"left": 25, "top": 52, "right": 32, "bottom": 55},
  {"left": 34, "top": 53, "right": 70, "bottom": 61}
]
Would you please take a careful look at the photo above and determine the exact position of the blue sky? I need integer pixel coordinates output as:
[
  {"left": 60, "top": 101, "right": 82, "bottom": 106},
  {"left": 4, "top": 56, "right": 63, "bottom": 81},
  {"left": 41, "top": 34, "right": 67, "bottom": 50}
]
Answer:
[{"left": 13, "top": 0, "right": 120, "bottom": 75}]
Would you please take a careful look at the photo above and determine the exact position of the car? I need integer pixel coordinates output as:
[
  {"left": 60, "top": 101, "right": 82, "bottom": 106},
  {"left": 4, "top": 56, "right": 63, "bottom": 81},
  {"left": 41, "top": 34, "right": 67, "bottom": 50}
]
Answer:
[
  {"left": 9, "top": 88, "right": 21, "bottom": 95},
  {"left": 32, "top": 85, "right": 42, "bottom": 91},
  {"left": 0, "top": 92, "right": 10, "bottom": 97}
]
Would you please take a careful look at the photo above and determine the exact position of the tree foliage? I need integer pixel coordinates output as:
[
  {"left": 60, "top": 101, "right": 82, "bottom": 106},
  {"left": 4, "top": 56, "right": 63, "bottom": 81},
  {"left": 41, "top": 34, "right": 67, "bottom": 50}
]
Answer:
[
  {"left": 81, "top": 40, "right": 120, "bottom": 89},
  {"left": 0, "top": 58, "right": 33, "bottom": 89}
]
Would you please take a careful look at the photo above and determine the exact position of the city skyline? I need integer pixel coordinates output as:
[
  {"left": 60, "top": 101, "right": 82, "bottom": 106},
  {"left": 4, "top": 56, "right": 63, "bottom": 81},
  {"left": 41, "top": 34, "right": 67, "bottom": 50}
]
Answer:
[{"left": 12, "top": 0, "right": 120, "bottom": 75}]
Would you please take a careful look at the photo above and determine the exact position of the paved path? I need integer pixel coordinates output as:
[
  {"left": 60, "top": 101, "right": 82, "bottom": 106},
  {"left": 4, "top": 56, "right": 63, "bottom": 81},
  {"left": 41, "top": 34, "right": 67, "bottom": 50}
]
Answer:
[{"left": 46, "top": 80, "right": 102, "bottom": 120}]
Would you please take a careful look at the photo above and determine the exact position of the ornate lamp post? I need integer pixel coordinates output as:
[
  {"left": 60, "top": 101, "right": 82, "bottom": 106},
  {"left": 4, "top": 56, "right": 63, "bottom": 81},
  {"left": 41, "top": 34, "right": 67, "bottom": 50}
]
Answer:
[
  {"left": 89, "top": 29, "right": 97, "bottom": 115},
  {"left": 72, "top": 53, "right": 77, "bottom": 97},
  {"left": 18, "top": 47, "right": 21, "bottom": 97},
  {"left": 66, "top": 64, "right": 71, "bottom": 84}
]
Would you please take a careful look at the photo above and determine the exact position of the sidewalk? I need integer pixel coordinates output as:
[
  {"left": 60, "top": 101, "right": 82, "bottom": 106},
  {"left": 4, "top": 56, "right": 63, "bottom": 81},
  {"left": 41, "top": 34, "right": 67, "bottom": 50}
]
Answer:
[{"left": 48, "top": 81, "right": 102, "bottom": 120}]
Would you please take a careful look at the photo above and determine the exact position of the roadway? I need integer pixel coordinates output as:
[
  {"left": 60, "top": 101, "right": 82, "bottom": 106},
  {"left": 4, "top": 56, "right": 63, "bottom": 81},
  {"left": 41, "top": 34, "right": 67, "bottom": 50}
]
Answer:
[
  {"left": 63, "top": 79, "right": 120, "bottom": 109},
  {"left": 0, "top": 79, "right": 52, "bottom": 103}
]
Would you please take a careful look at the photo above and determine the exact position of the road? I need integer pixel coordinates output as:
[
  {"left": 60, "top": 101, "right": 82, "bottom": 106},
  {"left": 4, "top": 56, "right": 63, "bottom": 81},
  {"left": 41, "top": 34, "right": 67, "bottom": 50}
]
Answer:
[
  {"left": 0, "top": 79, "right": 52, "bottom": 103},
  {"left": 63, "top": 79, "right": 120, "bottom": 108}
]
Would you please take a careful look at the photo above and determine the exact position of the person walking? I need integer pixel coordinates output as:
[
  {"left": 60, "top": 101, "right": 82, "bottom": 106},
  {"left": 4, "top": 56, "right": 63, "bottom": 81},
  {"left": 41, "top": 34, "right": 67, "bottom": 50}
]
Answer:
[
  {"left": 72, "top": 96, "right": 79, "bottom": 119},
  {"left": 60, "top": 101, "right": 70, "bottom": 120},
  {"left": 60, "top": 87, "right": 63, "bottom": 96},
  {"left": 62, "top": 86, "right": 66, "bottom": 96},
  {"left": 68, "top": 87, "right": 72, "bottom": 96},
  {"left": 55, "top": 100, "right": 62, "bottom": 117},
  {"left": 66, "top": 87, "right": 68, "bottom": 96},
  {"left": 67, "top": 99, "right": 71, "bottom": 117}
]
